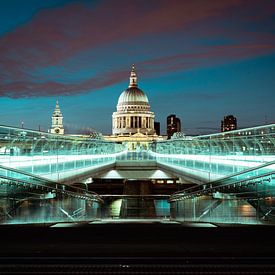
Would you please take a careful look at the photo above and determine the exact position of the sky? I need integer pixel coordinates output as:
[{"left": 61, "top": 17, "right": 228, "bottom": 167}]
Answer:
[{"left": 0, "top": 0, "right": 274, "bottom": 135}]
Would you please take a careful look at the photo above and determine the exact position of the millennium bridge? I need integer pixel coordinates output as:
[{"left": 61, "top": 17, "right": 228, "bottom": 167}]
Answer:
[{"left": 0, "top": 124, "right": 274, "bottom": 225}]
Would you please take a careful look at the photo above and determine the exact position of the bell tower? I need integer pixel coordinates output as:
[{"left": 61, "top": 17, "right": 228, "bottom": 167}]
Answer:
[{"left": 50, "top": 100, "right": 64, "bottom": 134}]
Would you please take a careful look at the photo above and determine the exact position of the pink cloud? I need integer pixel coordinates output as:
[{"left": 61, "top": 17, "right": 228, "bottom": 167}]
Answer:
[
  {"left": 139, "top": 42, "right": 275, "bottom": 75},
  {"left": 0, "top": 0, "right": 274, "bottom": 98},
  {"left": 0, "top": 70, "right": 128, "bottom": 98}
]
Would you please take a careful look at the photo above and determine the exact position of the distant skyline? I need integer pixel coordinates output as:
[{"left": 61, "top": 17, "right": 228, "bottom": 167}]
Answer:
[{"left": 0, "top": 0, "right": 274, "bottom": 135}]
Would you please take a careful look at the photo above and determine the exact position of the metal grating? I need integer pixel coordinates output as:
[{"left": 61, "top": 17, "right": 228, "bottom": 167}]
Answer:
[{"left": 1, "top": 264, "right": 275, "bottom": 274}]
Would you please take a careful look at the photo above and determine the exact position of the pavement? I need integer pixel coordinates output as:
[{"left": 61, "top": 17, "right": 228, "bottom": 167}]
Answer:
[{"left": 0, "top": 221, "right": 275, "bottom": 260}]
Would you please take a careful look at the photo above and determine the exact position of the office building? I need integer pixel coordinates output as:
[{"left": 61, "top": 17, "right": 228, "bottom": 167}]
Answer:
[
  {"left": 221, "top": 115, "right": 237, "bottom": 132},
  {"left": 167, "top": 114, "right": 181, "bottom": 139}
]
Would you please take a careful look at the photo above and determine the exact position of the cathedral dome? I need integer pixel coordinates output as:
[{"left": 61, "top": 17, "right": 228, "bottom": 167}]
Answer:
[
  {"left": 117, "top": 87, "right": 149, "bottom": 106},
  {"left": 117, "top": 65, "right": 149, "bottom": 108},
  {"left": 112, "top": 65, "right": 155, "bottom": 136}
]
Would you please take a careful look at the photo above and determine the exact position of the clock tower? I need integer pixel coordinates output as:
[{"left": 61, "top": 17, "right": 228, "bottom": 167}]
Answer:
[{"left": 50, "top": 101, "right": 64, "bottom": 134}]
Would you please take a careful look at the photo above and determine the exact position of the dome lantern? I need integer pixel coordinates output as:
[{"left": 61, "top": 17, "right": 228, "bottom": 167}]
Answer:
[{"left": 129, "top": 64, "right": 138, "bottom": 88}]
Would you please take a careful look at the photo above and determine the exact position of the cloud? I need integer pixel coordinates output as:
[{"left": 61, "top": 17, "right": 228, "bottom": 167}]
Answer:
[
  {"left": 0, "top": 0, "right": 274, "bottom": 98},
  {"left": 140, "top": 42, "right": 275, "bottom": 76},
  {"left": 0, "top": 69, "right": 128, "bottom": 98}
]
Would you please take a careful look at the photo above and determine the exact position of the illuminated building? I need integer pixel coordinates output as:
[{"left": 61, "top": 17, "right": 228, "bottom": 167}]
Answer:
[
  {"left": 221, "top": 115, "right": 237, "bottom": 132},
  {"left": 167, "top": 114, "right": 181, "bottom": 139},
  {"left": 50, "top": 101, "right": 64, "bottom": 134},
  {"left": 112, "top": 65, "right": 155, "bottom": 136},
  {"left": 106, "top": 65, "right": 159, "bottom": 149}
]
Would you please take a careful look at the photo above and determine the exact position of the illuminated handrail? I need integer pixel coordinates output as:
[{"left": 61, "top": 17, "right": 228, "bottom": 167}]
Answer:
[
  {"left": 0, "top": 124, "right": 102, "bottom": 141},
  {"left": 0, "top": 165, "right": 103, "bottom": 203},
  {"left": 0, "top": 125, "right": 125, "bottom": 160},
  {"left": 170, "top": 161, "right": 275, "bottom": 201},
  {"left": 172, "top": 160, "right": 275, "bottom": 195},
  {"left": 151, "top": 123, "right": 275, "bottom": 158},
  {"left": 170, "top": 172, "right": 275, "bottom": 201}
]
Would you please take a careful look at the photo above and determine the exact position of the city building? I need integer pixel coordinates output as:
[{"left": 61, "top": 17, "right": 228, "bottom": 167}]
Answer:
[
  {"left": 154, "top": 122, "right": 160, "bottom": 136},
  {"left": 106, "top": 65, "right": 158, "bottom": 150},
  {"left": 167, "top": 114, "right": 181, "bottom": 139},
  {"left": 221, "top": 115, "right": 237, "bottom": 132},
  {"left": 50, "top": 101, "right": 64, "bottom": 134},
  {"left": 112, "top": 65, "right": 155, "bottom": 136}
]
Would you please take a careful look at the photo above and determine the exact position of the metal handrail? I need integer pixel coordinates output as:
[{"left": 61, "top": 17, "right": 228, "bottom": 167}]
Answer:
[
  {"left": 0, "top": 174, "right": 103, "bottom": 203},
  {"left": 172, "top": 160, "right": 275, "bottom": 196}
]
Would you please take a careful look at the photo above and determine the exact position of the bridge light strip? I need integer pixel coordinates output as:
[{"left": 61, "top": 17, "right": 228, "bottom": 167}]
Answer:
[
  {"left": 0, "top": 150, "right": 127, "bottom": 169},
  {"left": 150, "top": 151, "right": 275, "bottom": 169}
]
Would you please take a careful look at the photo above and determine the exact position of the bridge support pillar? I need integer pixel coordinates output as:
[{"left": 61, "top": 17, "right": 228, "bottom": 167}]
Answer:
[{"left": 120, "top": 180, "right": 156, "bottom": 218}]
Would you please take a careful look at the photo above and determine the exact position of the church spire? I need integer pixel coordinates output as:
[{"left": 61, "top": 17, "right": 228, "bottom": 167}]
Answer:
[
  {"left": 53, "top": 100, "right": 62, "bottom": 116},
  {"left": 129, "top": 64, "right": 138, "bottom": 88}
]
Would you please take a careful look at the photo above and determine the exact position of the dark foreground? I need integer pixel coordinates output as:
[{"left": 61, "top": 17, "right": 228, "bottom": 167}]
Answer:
[{"left": 0, "top": 221, "right": 275, "bottom": 274}]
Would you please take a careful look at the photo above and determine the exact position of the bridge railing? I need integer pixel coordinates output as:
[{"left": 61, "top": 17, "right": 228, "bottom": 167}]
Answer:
[
  {"left": 0, "top": 125, "right": 125, "bottom": 180},
  {"left": 169, "top": 161, "right": 275, "bottom": 224},
  {"left": 150, "top": 124, "right": 275, "bottom": 181},
  {"left": 170, "top": 160, "right": 275, "bottom": 201},
  {"left": 0, "top": 164, "right": 104, "bottom": 224}
]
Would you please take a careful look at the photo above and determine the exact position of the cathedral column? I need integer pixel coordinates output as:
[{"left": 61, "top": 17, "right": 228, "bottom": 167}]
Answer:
[{"left": 150, "top": 118, "right": 153, "bottom": 129}]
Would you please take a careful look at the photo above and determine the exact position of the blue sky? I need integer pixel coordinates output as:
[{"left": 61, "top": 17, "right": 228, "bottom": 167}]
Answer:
[{"left": 0, "top": 0, "right": 274, "bottom": 135}]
